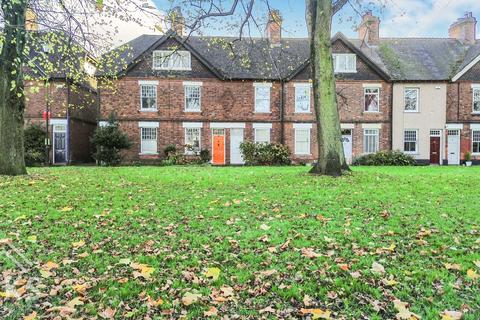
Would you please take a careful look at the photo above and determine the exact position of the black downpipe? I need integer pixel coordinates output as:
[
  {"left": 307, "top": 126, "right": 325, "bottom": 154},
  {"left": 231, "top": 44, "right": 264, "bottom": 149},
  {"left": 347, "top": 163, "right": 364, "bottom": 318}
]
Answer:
[
  {"left": 280, "top": 81, "right": 285, "bottom": 145},
  {"left": 389, "top": 82, "right": 393, "bottom": 150}
]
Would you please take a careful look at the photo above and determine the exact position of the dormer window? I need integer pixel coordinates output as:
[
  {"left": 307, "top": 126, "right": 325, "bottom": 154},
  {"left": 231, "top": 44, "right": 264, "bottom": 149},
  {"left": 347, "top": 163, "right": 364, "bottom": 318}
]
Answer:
[
  {"left": 333, "top": 54, "right": 356, "bottom": 73},
  {"left": 153, "top": 50, "right": 191, "bottom": 70}
]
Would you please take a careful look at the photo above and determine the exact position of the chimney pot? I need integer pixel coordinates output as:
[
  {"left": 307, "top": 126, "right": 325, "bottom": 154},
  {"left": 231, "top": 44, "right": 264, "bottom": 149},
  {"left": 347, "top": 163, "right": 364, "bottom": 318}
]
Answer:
[{"left": 266, "top": 9, "right": 282, "bottom": 45}]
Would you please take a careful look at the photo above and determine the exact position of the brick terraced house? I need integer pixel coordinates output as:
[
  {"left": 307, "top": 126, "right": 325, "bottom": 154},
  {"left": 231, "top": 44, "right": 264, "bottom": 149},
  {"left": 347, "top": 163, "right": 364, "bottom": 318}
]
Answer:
[
  {"left": 95, "top": 10, "right": 480, "bottom": 165},
  {"left": 24, "top": 31, "right": 99, "bottom": 164}
]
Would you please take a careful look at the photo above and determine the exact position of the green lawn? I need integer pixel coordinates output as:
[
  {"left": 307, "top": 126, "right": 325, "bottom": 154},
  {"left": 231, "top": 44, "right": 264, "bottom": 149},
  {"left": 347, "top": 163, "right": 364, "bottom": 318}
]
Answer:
[{"left": 0, "top": 166, "right": 479, "bottom": 319}]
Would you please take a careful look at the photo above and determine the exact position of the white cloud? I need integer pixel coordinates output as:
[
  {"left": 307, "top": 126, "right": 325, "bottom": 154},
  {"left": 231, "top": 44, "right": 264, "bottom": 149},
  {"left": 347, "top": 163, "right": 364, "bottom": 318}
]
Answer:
[{"left": 380, "top": 0, "right": 480, "bottom": 38}]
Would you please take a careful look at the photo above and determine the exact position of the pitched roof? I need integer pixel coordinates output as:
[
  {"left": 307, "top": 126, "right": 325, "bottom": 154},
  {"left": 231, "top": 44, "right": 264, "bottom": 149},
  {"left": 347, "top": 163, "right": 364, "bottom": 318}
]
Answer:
[{"left": 99, "top": 30, "right": 480, "bottom": 82}]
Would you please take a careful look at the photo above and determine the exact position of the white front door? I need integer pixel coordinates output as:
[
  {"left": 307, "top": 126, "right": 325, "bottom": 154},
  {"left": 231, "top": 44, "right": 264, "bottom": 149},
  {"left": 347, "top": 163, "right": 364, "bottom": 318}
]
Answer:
[
  {"left": 447, "top": 130, "right": 460, "bottom": 165},
  {"left": 230, "top": 128, "right": 244, "bottom": 165},
  {"left": 342, "top": 130, "right": 353, "bottom": 164}
]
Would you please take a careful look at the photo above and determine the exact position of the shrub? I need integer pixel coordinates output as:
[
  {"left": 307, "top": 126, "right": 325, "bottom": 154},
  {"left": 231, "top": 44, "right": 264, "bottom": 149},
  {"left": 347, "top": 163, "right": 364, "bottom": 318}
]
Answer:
[
  {"left": 465, "top": 152, "right": 472, "bottom": 162},
  {"left": 164, "top": 144, "right": 177, "bottom": 158},
  {"left": 24, "top": 124, "right": 46, "bottom": 166},
  {"left": 240, "top": 141, "right": 291, "bottom": 166},
  {"left": 199, "top": 149, "right": 211, "bottom": 163},
  {"left": 90, "top": 114, "right": 131, "bottom": 166},
  {"left": 352, "top": 150, "right": 416, "bottom": 166}
]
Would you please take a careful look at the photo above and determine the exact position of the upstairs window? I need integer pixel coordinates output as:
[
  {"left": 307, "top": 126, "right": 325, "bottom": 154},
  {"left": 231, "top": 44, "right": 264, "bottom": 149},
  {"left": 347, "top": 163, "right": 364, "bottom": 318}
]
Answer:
[
  {"left": 140, "top": 84, "right": 157, "bottom": 110},
  {"left": 403, "top": 130, "right": 418, "bottom": 154},
  {"left": 472, "top": 130, "right": 480, "bottom": 154},
  {"left": 404, "top": 88, "right": 419, "bottom": 112},
  {"left": 153, "top": 50, "right": 191, "bottom": 70},
  {"left": 184, "top": 84, "right": 201, "bottom": 112},
  {"left": 295, "top": 84, "right": 311, "bottom": 113},
  {"left": 254, "top": 83, "right": 271, "bottom": 113},
  {"left": 473, "top": 87, "right": 480, "bottom": 113},
  {"left": 333, "top": 54, "right": 356, "bottom": 73},
  {"left": 364, "top": 87, "right": 380, "bottom": 112}
]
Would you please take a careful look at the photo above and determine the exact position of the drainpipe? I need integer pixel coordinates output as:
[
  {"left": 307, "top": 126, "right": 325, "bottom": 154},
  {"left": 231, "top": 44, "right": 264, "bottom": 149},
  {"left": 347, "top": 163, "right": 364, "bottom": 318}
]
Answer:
[
  {"left": 389, "top": 82, "right": 394, "bottom": 150},
  {"left": 280, "top": 80, "right": 285, "bottom": 145},
  {"left": 457, "top": 82, "right": 460, "bottom": 122},
  {"left": 44, "top": 79, "right": 51, "bottom": 165},
  {"left": 66, "top": 80, "right": 71, "bottom": 164}
]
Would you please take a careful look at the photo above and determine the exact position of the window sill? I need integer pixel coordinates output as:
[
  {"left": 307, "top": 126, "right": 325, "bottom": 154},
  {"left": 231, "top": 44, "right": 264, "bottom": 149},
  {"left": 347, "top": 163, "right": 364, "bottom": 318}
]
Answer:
[
  {"left": 139, "top": 153, "right": 159, "bottom": 156},
  {"left": 404, "top": 152, "right": 419, "bottom": 155},
  {"left": 153, "top": 68, "right": 192, "bottom": 71},
  {"left": 139, "top": 109, "right": 158, "bottom": 112},
  {"left": 404, "top": 110, "right": 419, "bottom": 113},
  {"left": 471, "top": 112, "right": 480, "bottom": 115},
  {"left": 184, "top": 110, "right": 201, "bottom": 113},
  {"left": 363, "top": 111, "right": 381, "bottom": 114},
  {"left": 254, "top": 111, "right": 271, "bottom": 114},
  {"left": 295, "top": 153, "right": 311, "bottom": 156},
  {"left": 294, "top": 111, "right": 312, "bottom": 114}
]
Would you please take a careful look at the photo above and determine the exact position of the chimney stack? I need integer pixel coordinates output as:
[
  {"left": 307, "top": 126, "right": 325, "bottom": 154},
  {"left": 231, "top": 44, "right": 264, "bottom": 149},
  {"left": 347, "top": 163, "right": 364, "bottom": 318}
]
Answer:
[
  {"left": 358, "top": 11, "right": 380, "bottom": 46},
  {"left": 266, "top": 10, "right": 282, "bottom": 44},
  {"left": 449, "top": 12, "right": 477, "bottom": 44},
  {"left": 169, "top": 7, "right": 185, "bottom": 36}
]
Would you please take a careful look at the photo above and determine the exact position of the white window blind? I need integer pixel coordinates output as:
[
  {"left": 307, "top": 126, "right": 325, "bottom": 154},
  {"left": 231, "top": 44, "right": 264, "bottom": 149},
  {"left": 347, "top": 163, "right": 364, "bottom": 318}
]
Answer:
[
  {"left": 333, "top": 54, "right": 356, "bottom": 73},
  {"left": 295, "top": 129, "right": 311, "bottom": 155},
  {"left": 255, "top": 86, "right": 271, "bottom": 113},
  {"left": 153, "top": 50, "right": 191, "bottom": 70},
  {"left": 140, "top": 127, "right": 157, "bottom": 154},
  {"left": 363, "top": 129, "right": 379, "bottom": 154}
]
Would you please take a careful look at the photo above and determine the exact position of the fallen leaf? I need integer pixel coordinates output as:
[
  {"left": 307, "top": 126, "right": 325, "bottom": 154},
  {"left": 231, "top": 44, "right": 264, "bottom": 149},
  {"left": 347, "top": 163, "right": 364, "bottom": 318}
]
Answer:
[
  {"left": 42, "top": 261, "right": 59, "bottom": 271},
  {"left": 99, "top": 307, "right": 116, "bottom": 319},
  {"left": 23, "top": 311, "right": 37, "bottom": 320},
  {"left": 350, "top": 271, "right": 361, "bottom": 278},
  {"left": 466, "top": 269, "right": 479, "bottom": 280},
  {"left": 0, "top": 238, "right": 12, "bottom": 245},
  {"left": 338, "top": 264, "right": 350, "bottom": 271},
  {"left": 182, "top": 292, "right": 202, "bottom": 306},
  {"left": 474, "top": 260, "right": 480, "bottom": 268},
  {"left": 26, "top": 235, "right": 37, "bottom": 242},
  {"left": 393, "top": 299, "right": 421, "bottom": 320},
  {"left": 260, "top": 224, "right": 270, "bottom": 230},
  {"left": 131, "top": 262, "right": 155, "bottom": 280},
  {"left": 204, "top": 306, "right": 218, "bottom": 317},
  {"left": 77, "top": 252, "right": 89, "bottom": 258},
  {"left": 371, "top": 262, "right": 385, "bottom": 274},
  {"left": 72, "top": 240, "right": 85, "bottom": 248},
  {"left": 66, "top": 297, "right": 84, "bottom": 309},
  {"left": 72, "top": 283, "right": 88, "bottom": 294},
  {"left": 60, "top": 206, "right": 74, "bottom": 212},
  {"left": 300, "top": 308, "right": 331, "bottom": 319},
  {"left": 303, "top": 295, "right": 314, "bottom": 307},
  {"left": 302, "top": 247, "right": 321, "bottom": 258},
  {"left": 444, "top": 263, "right": 461, "bottom": 271},
  {"left": 204, "top": 267, "right": 221, "bottom": 281},
  {"left": 260, "top": 306, "right": 276, "bottom": 313},
  {"left": 441, "top": 310, "right": 463, "bottom": 320},
  {"left": 147, "top": 296, "right": 163, "bottom": 308}
]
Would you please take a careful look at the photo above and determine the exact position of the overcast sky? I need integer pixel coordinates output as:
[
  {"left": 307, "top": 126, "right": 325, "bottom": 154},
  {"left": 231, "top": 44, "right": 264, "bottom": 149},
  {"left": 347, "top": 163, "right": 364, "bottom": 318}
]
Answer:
[{"left": 111, "top": 0, "right": 480, "bottom": 46}]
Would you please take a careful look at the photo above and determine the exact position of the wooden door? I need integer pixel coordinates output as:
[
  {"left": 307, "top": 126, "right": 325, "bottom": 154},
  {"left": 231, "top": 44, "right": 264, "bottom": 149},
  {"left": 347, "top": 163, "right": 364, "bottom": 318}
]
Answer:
[
  {"left": 429, "top": 137, "right": 440, "bottom": 164},
  {"left": 212, "top": 130, "right": 225, "bottom": 165}
]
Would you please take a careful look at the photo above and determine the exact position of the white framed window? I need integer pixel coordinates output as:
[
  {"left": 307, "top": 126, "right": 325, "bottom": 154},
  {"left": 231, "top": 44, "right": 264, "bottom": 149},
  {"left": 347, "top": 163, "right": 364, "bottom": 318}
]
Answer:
[
  {"left": 140, "top": 84, "right": 157, "bottom": 110},
  {"left": 404, "top": 88, "right": 419, "bottom": 112},
  {"left": 294, "top": 125, "right": 311, "bottom": 155},
  {"left": 473, "top": 87, "right": 480, "bottom": 113},
  {"left": 333, "top": 54, "right": 356, "bottom": 73},
  {"left": 472, "top": 130, "right": 480, "bottom": 154},
  {"left": 185, "top": 85, "right": 201, "bottom": 112},
  {"left": 255, "top": 129, "right": 270, "bottom": 144},
  {"left": 153, "top": 50, "right": 191, "bottom": 70},
  {"left": 403, "top": 130, "right": 418, "bottom": 154},
  {"left": 364, "top": 87, "right": 380, "bottom": 112},
  {"left": 363, "top": 129, "right": 379, "bottom": 154},
  {"left": 294, "top": 84, "right": 311, "bottom": 113},
  {"left": 185, "top": 127, "right": 201, "bottom": 154},
  {"left": 140, "top": 127, "right": 158, "bottom": 154},
  {"left": 254, "top": 83, "right": 271, "bottom": 113}
]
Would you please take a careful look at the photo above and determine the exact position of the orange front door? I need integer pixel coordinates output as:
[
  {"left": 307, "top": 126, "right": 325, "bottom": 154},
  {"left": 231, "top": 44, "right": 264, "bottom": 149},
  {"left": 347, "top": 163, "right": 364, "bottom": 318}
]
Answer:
[{"left": 213, "top": 135, "right": 225, "bottom": 165}]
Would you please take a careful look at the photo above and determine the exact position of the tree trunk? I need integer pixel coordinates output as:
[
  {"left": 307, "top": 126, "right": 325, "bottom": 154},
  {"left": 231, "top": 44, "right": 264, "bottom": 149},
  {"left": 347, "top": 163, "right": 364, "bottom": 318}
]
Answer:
[
  {"left": 0, "top": 0, "right": 28, "bottom": 176},
  {"left": 306, "top": 0, "right": 349, "bottom": 176}
]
